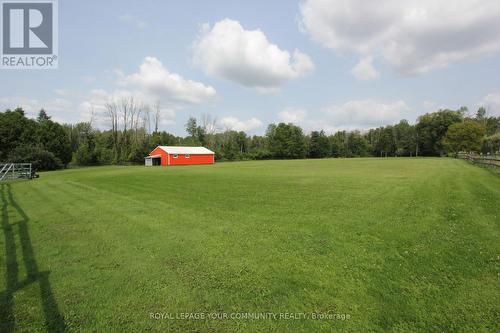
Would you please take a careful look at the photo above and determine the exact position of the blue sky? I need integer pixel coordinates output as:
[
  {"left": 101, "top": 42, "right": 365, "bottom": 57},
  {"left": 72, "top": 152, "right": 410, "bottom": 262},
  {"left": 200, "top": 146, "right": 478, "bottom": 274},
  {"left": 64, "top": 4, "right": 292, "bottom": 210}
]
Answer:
[{"left": 1, "top": 0, "right": 500, "bottom": 135}]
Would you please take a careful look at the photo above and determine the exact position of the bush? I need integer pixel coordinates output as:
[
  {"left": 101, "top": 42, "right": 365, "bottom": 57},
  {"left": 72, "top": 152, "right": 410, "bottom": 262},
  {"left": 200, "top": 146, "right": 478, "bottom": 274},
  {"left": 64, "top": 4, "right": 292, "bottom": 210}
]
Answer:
[
  {"left": 443, "top": 121, "right": 485, "bottom": 154},
  {"left": 246, "top": 149, "right": 273, "bottom": 160},
  {"left": 8, "top": 145, "right": 63, "bottom": 171},
  {"left": 481, "top": 133, "right": 500, "bottom": 154}
]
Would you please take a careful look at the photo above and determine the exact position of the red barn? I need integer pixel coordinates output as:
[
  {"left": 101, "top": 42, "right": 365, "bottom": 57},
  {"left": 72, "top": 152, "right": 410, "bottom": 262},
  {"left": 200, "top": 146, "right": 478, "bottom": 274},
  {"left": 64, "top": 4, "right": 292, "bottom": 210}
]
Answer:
[{"left": 145, "top": 146, "right": 214, "bottom": 166}]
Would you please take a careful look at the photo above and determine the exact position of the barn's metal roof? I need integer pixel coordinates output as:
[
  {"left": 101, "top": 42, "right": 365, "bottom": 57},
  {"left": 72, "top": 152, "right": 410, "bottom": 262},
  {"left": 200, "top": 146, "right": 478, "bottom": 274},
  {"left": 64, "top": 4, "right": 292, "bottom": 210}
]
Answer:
[{"left": 157, "top": 146, "right": 214, "bottom": 155}]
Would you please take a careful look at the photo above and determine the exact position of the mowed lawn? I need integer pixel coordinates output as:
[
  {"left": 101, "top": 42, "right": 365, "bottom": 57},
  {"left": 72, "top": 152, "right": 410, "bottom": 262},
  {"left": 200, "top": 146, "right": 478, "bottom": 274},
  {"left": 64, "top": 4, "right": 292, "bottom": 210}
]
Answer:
[{"left": 1, "top": 158, "right": 499, "bottom": 332}]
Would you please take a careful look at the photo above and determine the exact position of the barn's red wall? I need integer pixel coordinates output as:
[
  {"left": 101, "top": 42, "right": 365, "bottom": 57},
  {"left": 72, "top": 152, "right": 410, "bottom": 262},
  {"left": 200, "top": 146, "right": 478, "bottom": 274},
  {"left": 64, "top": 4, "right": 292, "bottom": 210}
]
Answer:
[
  {"left": 168, "top": 153, "right": 214, "bottom": 165},
  {"left": 148, "top": 147, "right": 214, "bottom": 166},
  {"left": 149, "top": 147, "right": 169, "bottom": 166}
]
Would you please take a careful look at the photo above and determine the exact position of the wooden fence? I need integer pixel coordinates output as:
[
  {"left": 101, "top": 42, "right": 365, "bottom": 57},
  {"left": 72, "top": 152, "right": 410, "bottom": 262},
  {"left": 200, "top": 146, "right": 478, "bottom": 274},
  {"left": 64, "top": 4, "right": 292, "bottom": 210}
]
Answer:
[{"left": 457, "top": 153, "right": 500, "bottom": 169}]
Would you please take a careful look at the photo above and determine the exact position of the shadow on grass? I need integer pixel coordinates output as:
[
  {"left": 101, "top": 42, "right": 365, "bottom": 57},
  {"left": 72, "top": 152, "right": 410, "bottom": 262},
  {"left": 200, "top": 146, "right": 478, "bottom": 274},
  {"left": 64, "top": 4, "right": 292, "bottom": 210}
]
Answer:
[{"left": 0, "top": 183, "right": 66, "bottom": 332}]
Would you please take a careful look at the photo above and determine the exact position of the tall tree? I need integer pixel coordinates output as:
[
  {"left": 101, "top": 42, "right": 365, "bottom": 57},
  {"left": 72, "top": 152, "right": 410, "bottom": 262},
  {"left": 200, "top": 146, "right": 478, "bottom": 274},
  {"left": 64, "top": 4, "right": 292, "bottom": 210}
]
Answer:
[
  {"left": 185, "top": 117, "right": 198, "bottom": 139},
  {"left": 266, "top": 123, "right": 306, "bottom": 159},
  {"left": 330, "top": 131, "right": 348, "bottom": 157},
  {"left": 416, "top": 109, "right": 463, "bottom": 156},
  {"left": 36, "top": 117, "right": 72, "bottom": 166},
  {"left": 0, "top": 108, "right": 37, "bottom": 160},
  {"left": 443, "top": 121, "right": 485, "bottom": 154},
  {"left": 476, "top": 106, "right": 487, "bottom": 124},
  {"left": 309, "top": 130, "right": 330, "bottom": 158},
  {"left": 484, "top": 116, "right": 500, "bottom": 136},
  {"left": 184, "top": 117, "right": 206, "bottom": 146},
  {"left": 393, "top": 120, "right": 417, "bottom": 156},
  {"left": 347, "top": 131, "right": 370, "bottom": 157},
  {"left": 37, "top": 109, "right": 51, "bottom": 123}
]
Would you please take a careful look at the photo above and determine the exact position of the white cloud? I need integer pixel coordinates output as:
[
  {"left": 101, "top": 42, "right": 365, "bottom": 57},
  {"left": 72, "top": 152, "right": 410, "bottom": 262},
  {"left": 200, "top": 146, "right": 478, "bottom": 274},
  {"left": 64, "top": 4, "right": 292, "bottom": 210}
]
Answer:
[
  {"left": 77, "top": 89, "right": 119, "bottom": 127},
  {"left": 0, "top": 97, "right": 39, "bottom": 114},
  {"left": 300, "top": 0, "right": 500, "bottom": 76},
  {"left": 277, "top": 100, "right": 412, "bottom": 134},
  {"left": 1, "top": 58, "right": 214, "bottom": 130},
  {"left": 351, "top": 57, "right": 380, "bottom": 80},
  {"left": 323, "top": 99, "right": 412, "bottom": 130},
  {"left": 0, "top": 96, "right": 77, "bottom": 123},
  {"left": 117, "top": 57, "right": 216, "bottom": 105},
  {"left": 193, "top": 18, "right": 314, "bottom": 89},
  {"left": 219, "top": 116, "right": 263, "bottom": 132},
  {"left": 278, "top": 107, "right": 308, "bottom": 124}
]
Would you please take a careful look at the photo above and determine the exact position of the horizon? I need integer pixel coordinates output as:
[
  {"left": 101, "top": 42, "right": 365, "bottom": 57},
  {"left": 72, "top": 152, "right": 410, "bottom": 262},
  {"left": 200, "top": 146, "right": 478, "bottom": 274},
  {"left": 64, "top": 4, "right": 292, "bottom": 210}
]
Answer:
[{"left": 1, "top": 103, "right": 480, "bottom": 139}]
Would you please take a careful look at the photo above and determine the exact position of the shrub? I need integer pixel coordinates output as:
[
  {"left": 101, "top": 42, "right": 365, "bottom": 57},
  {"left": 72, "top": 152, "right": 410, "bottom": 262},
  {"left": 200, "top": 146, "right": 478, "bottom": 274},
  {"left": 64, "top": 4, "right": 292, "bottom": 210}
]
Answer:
[
  {"left": 8, "top": 145, "right": 63, "bottom": 171},
  {"left": 481, "top": 133, "right": 500, "bottom": 154},
  {"left": 443, "top": 121, "right": 485, "bottom": 154},
  {"left": 246, "top": 149, "right": 273, "bottom": 160}
]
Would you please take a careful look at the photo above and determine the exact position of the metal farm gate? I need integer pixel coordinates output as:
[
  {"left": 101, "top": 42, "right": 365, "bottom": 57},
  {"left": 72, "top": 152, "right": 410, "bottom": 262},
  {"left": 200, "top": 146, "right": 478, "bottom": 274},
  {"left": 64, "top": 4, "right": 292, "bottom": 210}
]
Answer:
[{"left": 0, "top": 163, "right": 33, "bottom": 181}]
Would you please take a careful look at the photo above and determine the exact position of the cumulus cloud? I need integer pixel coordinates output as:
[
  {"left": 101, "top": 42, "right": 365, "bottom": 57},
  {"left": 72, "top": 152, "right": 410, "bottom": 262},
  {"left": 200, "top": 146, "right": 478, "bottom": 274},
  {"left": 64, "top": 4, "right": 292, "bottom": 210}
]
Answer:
[
  {"left": 278, "top": 107, "right": 308, "bottom": 124},
  {"left": 1, "top": 58, "right": 214, "bottom": 129},
  {"left": 300, "top": 0, "right": 500, "bottom": 76},
  {"left": 117, "top": 57, "right": 216, "bottom": 105},
  {"left": 351, "top": 57, "right": 380, "bottom": 80},
  {"left": 323, "top": 99, "right": 412, "bottom": 130},
  {"left": 279, "top": 100, "right": 412, "bottom": 133},
  {"left": 79, "top": 57, "right": 215, "bottom": 126},
  {"left": 77, "top": 89, "right": 127, "bottom": 127},
  {"left": 219, "top": 116, "right": 263, "bottom": 132},
  {"left": 0, "top": 96, "right": 77, "bottom": 123},
  {"left": 193, "top": 18, "right": 314, "bottom": 89},
  {"left": 0, "top": 97, "right": 40, "bottom": 115}
]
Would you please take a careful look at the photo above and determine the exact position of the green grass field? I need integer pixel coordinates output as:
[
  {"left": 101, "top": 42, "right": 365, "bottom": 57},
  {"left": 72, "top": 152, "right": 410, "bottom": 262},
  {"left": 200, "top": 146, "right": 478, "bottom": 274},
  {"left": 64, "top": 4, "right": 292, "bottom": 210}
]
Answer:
[{"left": 1, "top": 158, "right": 499, "bottom": 332}]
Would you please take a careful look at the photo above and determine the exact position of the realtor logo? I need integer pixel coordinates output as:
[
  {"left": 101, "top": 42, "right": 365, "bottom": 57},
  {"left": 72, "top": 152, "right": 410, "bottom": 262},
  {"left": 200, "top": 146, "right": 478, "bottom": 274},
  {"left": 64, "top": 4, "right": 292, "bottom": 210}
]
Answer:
[{"left": 1, "top": 0, "right": 58, "bottom": 69}]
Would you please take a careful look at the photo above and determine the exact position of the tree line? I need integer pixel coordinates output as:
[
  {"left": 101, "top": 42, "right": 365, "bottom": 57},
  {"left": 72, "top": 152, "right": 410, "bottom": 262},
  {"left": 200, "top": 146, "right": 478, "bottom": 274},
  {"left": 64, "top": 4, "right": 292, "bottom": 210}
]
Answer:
[{"left": 1, "top": 99, "right": 499, "bottom": 171}]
